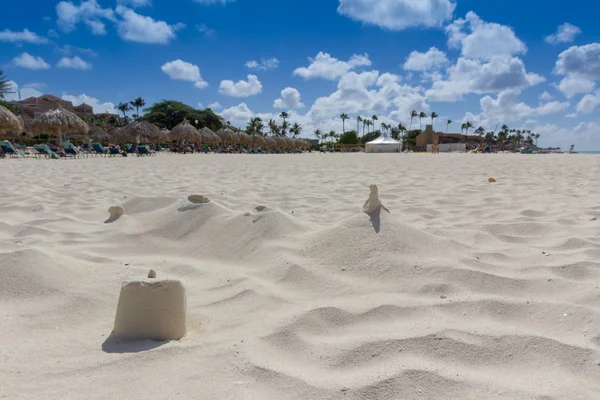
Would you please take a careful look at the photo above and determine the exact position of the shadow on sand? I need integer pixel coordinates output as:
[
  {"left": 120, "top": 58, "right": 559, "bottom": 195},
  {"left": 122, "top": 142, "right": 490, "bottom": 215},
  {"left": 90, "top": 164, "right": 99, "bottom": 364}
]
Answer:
[
  {"left": 369, "top": 206, "right": 382, "bottom": 233},
  {"left": 102, "top": 335, "right": 169, "bottom": 354}
]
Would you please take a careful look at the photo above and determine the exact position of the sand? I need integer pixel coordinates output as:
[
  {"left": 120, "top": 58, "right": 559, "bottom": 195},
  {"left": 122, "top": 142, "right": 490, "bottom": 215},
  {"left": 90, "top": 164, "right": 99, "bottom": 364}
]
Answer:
[{"left": 1, "top": 153, "right": 600, "bottom": 399}]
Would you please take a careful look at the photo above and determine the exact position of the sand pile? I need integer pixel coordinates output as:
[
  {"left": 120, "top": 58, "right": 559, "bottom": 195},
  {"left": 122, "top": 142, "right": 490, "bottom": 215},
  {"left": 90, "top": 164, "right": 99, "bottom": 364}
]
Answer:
[{"left": 1, "top": 153, "right": 600, "bottom": 399}]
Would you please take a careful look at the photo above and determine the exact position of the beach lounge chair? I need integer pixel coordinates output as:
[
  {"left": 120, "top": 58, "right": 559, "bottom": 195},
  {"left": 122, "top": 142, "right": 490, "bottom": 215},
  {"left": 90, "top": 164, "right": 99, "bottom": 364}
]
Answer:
[
  {"left": 92, "top": 143, "right": 108, "bottom": 157},
  {"left": 137, "top": 145, "right": 154, "bottom": 156},
  {"left": 109, "top": 146, "right": 122, "bottom": 156},
  {"left": 0, "top": 141, "right": 26, "bottom": 158},
  {"left": 33, "top": 144, "right": 59, "bottom": 159},
  {"left": 63, "top": 142, "right": 84, "bottom": 158}
]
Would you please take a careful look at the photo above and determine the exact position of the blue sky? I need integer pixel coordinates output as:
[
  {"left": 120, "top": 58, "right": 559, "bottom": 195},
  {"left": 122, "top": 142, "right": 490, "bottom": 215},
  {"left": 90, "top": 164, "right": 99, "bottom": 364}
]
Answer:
[{"left": 1, "top": 0, "right": 600, "bottom": 149}]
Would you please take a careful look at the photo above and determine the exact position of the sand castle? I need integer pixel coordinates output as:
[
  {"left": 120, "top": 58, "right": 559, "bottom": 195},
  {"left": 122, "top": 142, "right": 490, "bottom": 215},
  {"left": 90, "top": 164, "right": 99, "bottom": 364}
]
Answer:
[
  {"left": 112, "top": 270, "right": 187, "bottom": 341},
  {"left": 363, "top": 184, "right": 390, "bottom": 215}
]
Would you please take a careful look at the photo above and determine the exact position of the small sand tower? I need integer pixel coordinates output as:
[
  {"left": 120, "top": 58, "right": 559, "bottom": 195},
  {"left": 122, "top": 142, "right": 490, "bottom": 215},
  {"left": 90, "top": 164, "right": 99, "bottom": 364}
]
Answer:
[{"left": 112, "top": 270, "right": 187, "bottom": 341}]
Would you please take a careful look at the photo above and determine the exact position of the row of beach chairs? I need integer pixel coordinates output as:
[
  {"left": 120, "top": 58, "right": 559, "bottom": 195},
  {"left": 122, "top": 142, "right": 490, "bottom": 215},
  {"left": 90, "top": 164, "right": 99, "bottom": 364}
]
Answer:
[{"left": 1, "top": 140, "right": 156, "bottom": 159}]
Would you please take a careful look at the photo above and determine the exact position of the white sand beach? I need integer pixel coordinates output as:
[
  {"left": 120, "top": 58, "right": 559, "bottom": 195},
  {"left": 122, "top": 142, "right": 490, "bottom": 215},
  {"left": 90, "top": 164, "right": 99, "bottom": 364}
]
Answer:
[{"left": 2, "top": 153, "right": 600, "bottom": 400}]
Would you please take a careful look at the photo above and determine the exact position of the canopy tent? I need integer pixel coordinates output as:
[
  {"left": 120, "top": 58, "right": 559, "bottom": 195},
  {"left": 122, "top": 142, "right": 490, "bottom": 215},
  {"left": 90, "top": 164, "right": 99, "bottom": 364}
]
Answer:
[{"left": 365, "top": 135, "right": 401, "bottom": 153}]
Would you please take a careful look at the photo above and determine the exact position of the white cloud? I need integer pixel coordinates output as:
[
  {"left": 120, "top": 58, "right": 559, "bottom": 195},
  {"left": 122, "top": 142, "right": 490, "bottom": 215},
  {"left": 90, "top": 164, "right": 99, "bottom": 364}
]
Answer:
[
  {"left": 545, "top": 23, "right": 581, "bottom": 45},
  {"left": 47, "top": 29, "right": 60, "bottom": 39},
  {"left": 576, "top": 90, "right": 600, "bottom": 114},
  {"left": 57, "top": 56, "right": 92, "bottom": 70},
  {"left": 2, "top": 81, "right": 44, "bottom": 101},
  {"left": 117, "top": 0, "right": 151, "bottom": 7},
  {"left": 273, "top": 87, "right": 305, "bottom": 109},
  {"left": 446, "top": 12, "right": 527, "bottom": 60},
  {"left": 12, "top": 53, "right": 51, "bottom": 70},
  {"left": 555, "top": 43, "right": 600, "bottom": 80},
  {"left": 337, "top": 0, "right": 455, "bottom": 30},
  {"left": 245, "top": 58, "right": 279, "bottom": 71},
  {"left": 161, "top": 59, "right": 208, "bottom": 88},
  {"left": 403, "top": 47, "right": 448, "bottom": 71},
  {"left": 427, "top": 56, "right": 544, "bottom": 101},
  {"left": 23, "top": 82, "right": 47, "bottom": 90},
  {"left": 0, "top": 29, "right": 48, "bottom": 44},
  {"left": 539, "top": 91, "right": 554, "bottom": 102},
  {"left": 115, "top": 5, "right": 184, "bottom": 44},
  {"left": 219, "top": 74, "right": 262, "bottom": 97},
  {"left": 293, "top": 52, "right": 371, "bottom": 80},
  {"left": 56, "top": 0, "right": 115, "bottom": 35},
  {"left": 208, "top": 102, "right": 222, "bottom": 109},
  {"left": 220, "top": 103, "right": 254, "bottom": 126},
  {"left": 61, "top": 93, "right": 116, "bottom": 114},
  {"left": 557, "top": 75, "right": 596, "bottom": 98},
  {"left": 197, "top": 23, "right": 216, "bottom": 37}
]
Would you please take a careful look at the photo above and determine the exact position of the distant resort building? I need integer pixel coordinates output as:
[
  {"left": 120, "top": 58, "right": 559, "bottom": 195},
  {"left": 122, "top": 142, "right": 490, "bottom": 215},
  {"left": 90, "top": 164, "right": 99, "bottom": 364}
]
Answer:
[
  {"left": 9, "top": 94, "right": 114, "bottom": 119},
  {"left": 416, "top": 125, "right": 484, "bottom": 152}
]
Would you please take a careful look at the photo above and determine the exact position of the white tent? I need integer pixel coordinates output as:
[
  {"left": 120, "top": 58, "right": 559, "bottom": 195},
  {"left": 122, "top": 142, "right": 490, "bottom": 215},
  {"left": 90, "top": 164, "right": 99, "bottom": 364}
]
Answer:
[{"left": 365, "top": 135, "right": 401, "bottom": 153}]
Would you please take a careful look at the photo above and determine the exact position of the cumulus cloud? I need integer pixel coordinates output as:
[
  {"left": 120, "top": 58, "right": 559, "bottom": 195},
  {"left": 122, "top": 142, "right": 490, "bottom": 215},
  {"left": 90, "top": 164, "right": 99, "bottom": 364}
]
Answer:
[
  {"left": 403, "top": 47, "right": 448, "bottom": 71},
  {"left": 12, "top": 53, "right": 51, "bottom": 70},
  {"left": 556, "top": 75, "right": 596, "bottom": 98},
  {"left": 426, "top": 56, "right": 544, "bottom": 101},
  {"left": 545, "top": 23, "right": 581, "bottom": 45},
  {"left": 61, "top": 92, "right": 116, "bottom": 114},
  {"left": 539, "top": 91, "right": 554, "bottom": 102},
  {"left": 553, "top": 44, "right": 600, "bottom": 97},
  {"left": 2, "top": 81, "right": 44, "bottom": 101},
  {"left": 56, "top": 0, "right": 115, "bottom": 35},
  {"left": 197, "top": 23, "right": 216, "bottom": 37},
  {"left": 161, "top": 59, "right": 208, "bottom": 88},
  {"left": 219, "top": 103, "right": 254, "bottom": 126},
  {"left": 208, "top": 102, "right": 222, "bottom": 109},
  {"left": 273, "top": 87, "right": 305, "bottom": 109},
  {"left": 337, "top": 0, "right": 455, "bottom": 30},
  {"left": 576, "top": 90, "right": 600, "bottom": 114},
  {"left": 293, "top": 52, "right": 371, "bottom": 80},
  {"left": 115, "top": 5, "right": 184, "bottom": 44},
  {"left": 245, "top": 58, "right": 279, "bottom": 71},
  {"left": 57, "top": 56, "right": 92, "bottom": 70},
  {"left": 0, "top": 29, "right": 48, "bottom": 44},
  {"left": 219, "top": 75, "right": 262, "bottom": 97},
  {"left": 446, "top": 12, "right": 527, "bottom": 60}
]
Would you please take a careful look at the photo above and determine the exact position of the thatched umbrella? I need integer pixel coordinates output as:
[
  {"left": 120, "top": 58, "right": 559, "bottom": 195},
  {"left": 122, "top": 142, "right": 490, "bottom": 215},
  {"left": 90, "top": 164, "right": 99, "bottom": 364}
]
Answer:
[
  {"left": 251, "top": 134, "right": 266, "bottom": 147},
  {"left": 170, "top": 121, "right": 201, "bottom": 143},
  {"left": 283, "top": 137, "right": 295, "bottom": 149},
  {"left": 199, "top": 127, "right": 221, "bottom": 144},
  {"left": 159, "top": 129, "right": 171, "bottom": 143},
  {"left": 0, "top": 104, "right": 23, "bottom": 134},
  {"left": 264, "top": 136, "right": 277, "bottom": 149},
  {"left": 88, "top": 124, "right": 110, "bottom": 142},
  {"left": 113, "top": 120, "right": 161, "bottom": 143},
  {"left": 216, "top": 127, "right": 237, "bottom": 143},
  {"left": 32, "top": 107, "right": 88, "bottom": 144},
  {"left": 238, "top": 131, "right": 251, "bottom": 145}
]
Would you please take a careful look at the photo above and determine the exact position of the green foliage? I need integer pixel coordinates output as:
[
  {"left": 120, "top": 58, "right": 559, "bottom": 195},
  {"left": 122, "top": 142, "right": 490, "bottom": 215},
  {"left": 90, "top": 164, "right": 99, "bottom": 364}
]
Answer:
[
  {"left": 142, "top": 100, "right": 223, "bottom": 131},
  {"left": 360, "top": 130, "right": 380, "bottom": 144},
  {"left": 338, "top": 130, "right": 359, "bottom": 145},
  {"left": 130, "top": 97, "right": 146, "bottom": 118},
  {"left": 0, "top": 100, "right": 16, "bottom": 113},
  {"left": 402, "top": 129, "right": 421, "bottom": 148}
]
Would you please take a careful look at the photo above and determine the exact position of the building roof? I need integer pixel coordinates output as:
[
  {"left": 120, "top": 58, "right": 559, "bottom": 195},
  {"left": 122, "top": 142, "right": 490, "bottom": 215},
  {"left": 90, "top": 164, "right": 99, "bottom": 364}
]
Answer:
[{"left": 367, "top": 135, "right": 401, "bottom": 144}]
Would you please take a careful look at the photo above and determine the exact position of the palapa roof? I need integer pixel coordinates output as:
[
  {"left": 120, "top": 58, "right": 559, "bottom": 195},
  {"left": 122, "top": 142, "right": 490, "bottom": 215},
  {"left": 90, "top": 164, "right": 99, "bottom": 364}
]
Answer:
[
  {"left": 263, "top": 136, "right": 277, "bottom": 148},
  {"left": 199, "top": 127, "right": 221, "bottom": 144},
  {"left": 113, "top": 120, "right": 161, "bottom": 142},
  {"left": 216, "top": 127, "right": 237, "bottom": 142},
  {"left": 0, "top": 104, "right": 23, "bottom": 133},
  {"left": 32, "top": 107, "right": 89, "bottom": 136},
  {"left": 170, "top": 121, "right": 201, "bottom": 143},
  {"left": 250, "top": 133, "right": 266, "bottom": 146},
  {"left": 88, "top": 124, "right": 110, "bottom": 141}
]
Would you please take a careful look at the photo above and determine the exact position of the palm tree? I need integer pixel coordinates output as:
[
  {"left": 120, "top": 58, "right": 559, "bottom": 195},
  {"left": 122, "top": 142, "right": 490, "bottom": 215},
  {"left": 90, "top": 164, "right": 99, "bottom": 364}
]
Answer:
[
  {"left": 365, "top": 120, "right": 372, "bottom": 134},
  {"left": 290, "top": 122, "right": 302, "bottom": 138},
  {"left": 117, "top": 102, "right": 131, "bottom": 118},
  {"left": 465, "top": 121, "right": 474, "bottom": 135},
  {"left": 430, "top": 112, "right": 438, "bottom": 130},
  {"left": 281, "top": 120, "right": 289, "bottom": 137},
  {"left": 409, "top": 110, "right": 418, "bottom": 131},
  {"left": 475, "top": 126, "right": 485, "bottom": 137},
  {"left": 446, "top": 119, "right": 452, "bottom": 134},
  {"left": 418, "top": 112, "right": 427, "bottom": 130},
  {"left": 247, "top": 117, "right": 264, "bottom": 135},
  {"left": 534, "top": 133, "right": 540, "bottom": 147},
  {"left": 460, "top": 123, "right": 467, "bottom": 134},
  {"left": 328, "top": 130, "right": 336, "bottom": 143},
  {"left": 0, "top": 70, "right": 13, "bottom": 99},
  {"left": 314, "top": 129, "right": 322, "bottom": 144},
  {"left": 129, "top": 97, "right": 145, "bottom": 119},
  {"left": 340, "top": 113, "right": 348, "bottom": 134},
  {"left": 279, "top": 111, "right": 289, "bottom": 135},
  {"left": 356, "top": 116, "right": 362, "bottom": 135},
  {"left": 268, "top": 119, "right": 279, "bottom": 136},
  {"left": 371, "top": 115, "right": 378, "bottom": 129},
  {"left": 362, "top": 118, "right": 367, "bottom": 137},
  {"left": 381, "top": 122, "right": 388, "bottom": 135}
]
